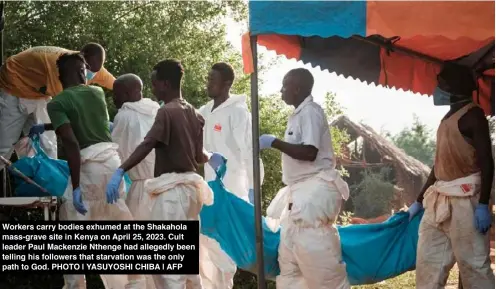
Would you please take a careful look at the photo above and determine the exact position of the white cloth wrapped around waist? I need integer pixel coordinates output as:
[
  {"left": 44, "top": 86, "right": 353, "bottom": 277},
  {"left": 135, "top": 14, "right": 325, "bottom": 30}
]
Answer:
[
  {"left": 266, "top": 169, "right": 350, "bottom": 231},
  {"left": 134, "top": 172, "right": 214, "bottom": 221},
  {"left": 423, "top": 172, "right": 481, "bottom": 225},
  {"left": 60, "top": 142, "right": 132, "bottom": 222}
]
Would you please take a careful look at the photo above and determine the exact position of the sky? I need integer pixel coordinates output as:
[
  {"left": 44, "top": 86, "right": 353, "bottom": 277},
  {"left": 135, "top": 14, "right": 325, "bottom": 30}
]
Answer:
[{"left": 224, "top": 17, "right": 449, "bottom": 136}]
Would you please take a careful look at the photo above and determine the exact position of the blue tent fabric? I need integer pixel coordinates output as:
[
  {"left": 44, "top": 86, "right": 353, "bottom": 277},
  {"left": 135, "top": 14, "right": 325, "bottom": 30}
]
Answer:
[
  {"left": 200, "top": 163, "right": 424, "bottom": 284},
  {"left": 249, "top": 0, "right": 367, "bottom": 38}
]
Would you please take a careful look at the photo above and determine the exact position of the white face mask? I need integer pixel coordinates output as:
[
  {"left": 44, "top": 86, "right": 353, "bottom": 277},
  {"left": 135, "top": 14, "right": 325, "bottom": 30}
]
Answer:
[{"left": 86, "top": 69, "right": 96, "bottom": 81}]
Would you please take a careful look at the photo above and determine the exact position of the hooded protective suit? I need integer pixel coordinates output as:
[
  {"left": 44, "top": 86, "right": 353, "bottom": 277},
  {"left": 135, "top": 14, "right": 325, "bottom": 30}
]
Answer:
[
  {"left": 198, "top": 94, "right": 265, "bottom": 289},
  {"left": 112, "top": 98, "right": 159, "bottom": 215},
  {"left": 111, "top": 97, "right": 160, "bottom": 289}
]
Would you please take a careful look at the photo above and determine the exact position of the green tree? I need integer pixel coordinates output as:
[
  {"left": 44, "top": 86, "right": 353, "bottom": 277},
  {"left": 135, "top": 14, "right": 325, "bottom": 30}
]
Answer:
[
  {"left": 390, "top": 115, "right": 436, "bottom": 167},
  {"left": 350, "top": 167, "right": 395, "bottom": 218}
]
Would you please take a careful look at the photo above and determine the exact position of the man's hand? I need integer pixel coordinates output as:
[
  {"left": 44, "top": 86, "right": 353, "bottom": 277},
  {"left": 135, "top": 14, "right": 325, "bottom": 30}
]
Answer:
[
  {"left": 248, "top": 188, "right": 254, "bottom": 205},
  {"left": 408, "top": 201, "right": 423, "bottom": 221},
  {"left": 73, "top": 187, "right": 87, "bottom": 215},
  {"left": 208, "top": 152, "right": 226, "bottom": 172},
  {"left": 259, "top": 134, "right": 276, "bottom": 150},
  {"left": 106, "top": 168, "right": 125, "bottom": 204},
  {"left": 28, "top": 124, "right": 45, "bottom": 138},
  {"left": 474, "top": 204, "right": 492, "bottom": 234}
]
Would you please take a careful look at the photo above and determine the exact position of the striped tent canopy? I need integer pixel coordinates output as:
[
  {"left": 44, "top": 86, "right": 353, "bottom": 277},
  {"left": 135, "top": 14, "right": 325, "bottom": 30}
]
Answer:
[{"left": 242, "top": 1, "right": 495, "bottom": 115}]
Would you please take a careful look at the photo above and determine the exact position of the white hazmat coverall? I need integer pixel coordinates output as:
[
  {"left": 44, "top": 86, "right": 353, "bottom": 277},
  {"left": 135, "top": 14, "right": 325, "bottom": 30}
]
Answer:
[
  {"left": 112, "top": 98, "right": 159, "bottom": 216},
  {"left": 112, "top": 97, "right": 160, "bottom": 289},
  {"left": 134, "top": 171, "right": 214, "bottom": 289},
  {"left": 198, "top": 94, "right": 265, "bottom": 289},
  {"left": 275, "top": 95, "right": 351, "bottom": 289},
  {"left": 0, "top": 91, "right": 58, "bottom": 172},
  {"left": 59, "top": 142, "right": 145, "bottom": 289}
]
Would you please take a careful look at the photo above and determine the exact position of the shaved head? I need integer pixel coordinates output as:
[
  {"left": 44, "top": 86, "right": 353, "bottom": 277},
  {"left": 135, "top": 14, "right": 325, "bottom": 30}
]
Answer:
[
  {"left": 113, "top": 74, "right": 143, "bottom": 109},
  {"left": 281, "top": 68, "right": 314, "bottom": 106}
]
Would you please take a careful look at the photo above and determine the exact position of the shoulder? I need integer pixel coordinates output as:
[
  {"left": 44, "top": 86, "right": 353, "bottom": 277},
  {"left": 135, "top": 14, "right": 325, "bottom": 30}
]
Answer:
[
  {"left": 461, "top": 105, "right": 487, "bottom": 125},
  {"left": 86, "top": 85, "right": 105, "bottom": 94},
  {"left": 301, "top": 102, "right": 326, "bottom": 121}
]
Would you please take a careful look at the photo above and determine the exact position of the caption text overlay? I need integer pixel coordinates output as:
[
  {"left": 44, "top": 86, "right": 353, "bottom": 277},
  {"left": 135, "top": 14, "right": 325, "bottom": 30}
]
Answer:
[{"left": 0, "top": 221, "right": 199, "bottom": 274}]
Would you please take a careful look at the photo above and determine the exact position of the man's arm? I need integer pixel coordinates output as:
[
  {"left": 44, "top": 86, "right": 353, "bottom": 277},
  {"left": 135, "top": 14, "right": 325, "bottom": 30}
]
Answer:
[
  {"left": 120, "top": 108, "right": 169, "bottom": 172},
  {"left": 272, "top": 107, "right": 324, "bottom": 162},
  {"left": 55, "top": 124, "right": 81, "bottom": 189},
  {"left": 120, "top": 138, "right": 156, "bottom": 172},
  {"left": 416, "top": 167, "right": 436, "bottom": 203},
  {"left": 232, "top": 110, "right": 265, "bottom": 186},
  {"left": 469, "top": 109, "right": 494, "bottom": 204},
  {"left": 272, "top": 140, "right": 318, "bottom": 162}
]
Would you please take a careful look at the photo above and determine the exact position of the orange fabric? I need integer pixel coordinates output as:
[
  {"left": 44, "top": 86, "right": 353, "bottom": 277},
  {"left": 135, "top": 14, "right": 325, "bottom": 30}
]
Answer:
[
  {"left": 378, "top": 47, "right": 441, "bottom": 95},
  {"left": 242, "top": 33, "right": 254, "bottom": 74},
  {"left": 473, "top": 74, "right": 494, "bottom": 116},
  {"left": 243, "top": 33, "right": 301, "bottom": 74},
  {"left": 366, "top": 1, "right": 494, "bottom": 40},
  {"left": 0, "top": 46, "right": 115, "bottom": 99}
]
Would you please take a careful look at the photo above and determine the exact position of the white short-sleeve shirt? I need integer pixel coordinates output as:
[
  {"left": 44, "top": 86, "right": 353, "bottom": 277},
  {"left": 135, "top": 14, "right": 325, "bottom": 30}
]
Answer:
[{"left": 281, "top": 95, "right": 336, "bottom": 185}]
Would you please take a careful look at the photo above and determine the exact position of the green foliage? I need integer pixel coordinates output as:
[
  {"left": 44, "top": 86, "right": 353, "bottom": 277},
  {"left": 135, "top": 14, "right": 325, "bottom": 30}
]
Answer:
[
  {"left": 350, "top": 167, "right": 395, "bottom": 219},
  {"left": 389, "top": 115, "right": 436, "bottom": 167},
  {"left": 258, "top": 95, "right": 292, "bottom": 211}
]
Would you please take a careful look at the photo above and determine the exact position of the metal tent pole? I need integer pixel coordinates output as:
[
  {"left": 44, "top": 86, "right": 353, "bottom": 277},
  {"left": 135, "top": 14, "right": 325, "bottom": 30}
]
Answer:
[{"left": 250, "top": 34, "right": 266, "bottom": 289}]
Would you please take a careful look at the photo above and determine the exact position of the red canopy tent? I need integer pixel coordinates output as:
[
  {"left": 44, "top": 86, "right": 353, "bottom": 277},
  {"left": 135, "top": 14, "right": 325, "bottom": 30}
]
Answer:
[
  {"left": 244, "top": 2, "right": 494, "bottom": 288},
  {"left": 243, "top": 1, "right": 495, "bottom": 115}
]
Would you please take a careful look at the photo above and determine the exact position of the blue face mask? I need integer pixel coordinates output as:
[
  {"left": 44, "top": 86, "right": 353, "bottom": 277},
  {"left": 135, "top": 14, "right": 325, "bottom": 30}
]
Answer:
[
  {"left": 433, "top": 86, "right": 472, "bottom": 106},
  {"left": 433, "top": 86, "right": 451, "bottom": 106},
  {"left": 86, "top": 69, "right": 96, "bottom": 81}
]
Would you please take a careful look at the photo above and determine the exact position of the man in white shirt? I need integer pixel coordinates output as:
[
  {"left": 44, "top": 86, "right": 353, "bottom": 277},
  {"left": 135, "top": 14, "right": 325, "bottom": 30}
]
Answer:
[
  {"left": 198, "top": 62, "right": 264, "bottom": 289},
  {"left": 111, "top": 74, "right": 160, "bottom": 289},
  {"left": 260, "top": 68, "right": 351, "bottom": 289}
]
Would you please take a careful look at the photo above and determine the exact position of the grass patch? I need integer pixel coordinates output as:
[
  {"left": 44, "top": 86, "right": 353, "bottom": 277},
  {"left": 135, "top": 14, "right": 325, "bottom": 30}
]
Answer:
[{"left": 352, "top": 267, "right": 459, "bottom": 289}]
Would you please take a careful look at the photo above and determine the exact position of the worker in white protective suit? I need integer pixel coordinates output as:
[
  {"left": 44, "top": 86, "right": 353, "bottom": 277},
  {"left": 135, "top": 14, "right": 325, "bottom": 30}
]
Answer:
[
  {"left": 198, "top": 62, "right": 265, "bottom": 289},
  {"left": 408, "top": 63, "right": 494, "bottom": 288},
  {"left": 0, "top": 43, "right": 115, "bottom": 171},
  {"left": 260, "top": 68, "right": 351, "bottom": 289},
  {"left": 33, "top": 53, "right": 144, "bottom": 289},
  {"left": 105, "top": 59, "right": 226, "bottom": 289},
  {"left": 111, "top": 73, "right": 160, "bottom": 289}
]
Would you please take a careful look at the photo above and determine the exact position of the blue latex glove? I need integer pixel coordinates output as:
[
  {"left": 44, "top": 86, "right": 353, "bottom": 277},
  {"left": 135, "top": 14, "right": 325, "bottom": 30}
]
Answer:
[
  {"left": 474, "top": 204, "right": 491, "bottom": 234},
  {"left": 106, "top": 168, "right": 125, "bottom": 204},
  {"left": 208, "top": 152, "right": 226, "bottom": 172},
  {"left": 259, "top": 134, "right": 276, "bottom": 150},
  {"left": 108, "top": 122, "right": 114, "bottom": 133},
  {"left": 73, "top": 187, "right": 87, "bottom": 215},
  {"left": 408, "top": 201, "right": 423, "bottom": 221},
  {"left": 28, "top": 124, "right": 45, "bottom": 138},
  {"left": 248, "top": 189, "right": 254, "bottom": 205}
]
